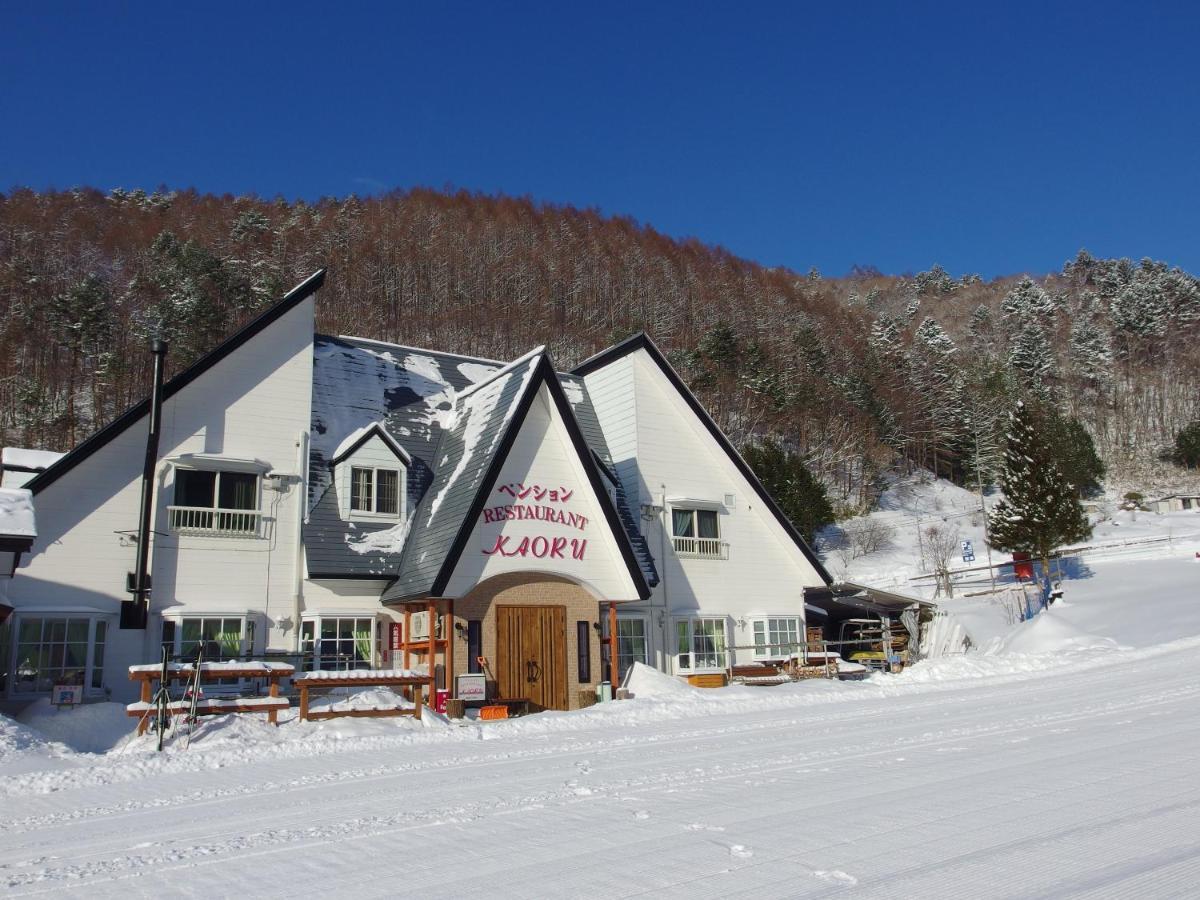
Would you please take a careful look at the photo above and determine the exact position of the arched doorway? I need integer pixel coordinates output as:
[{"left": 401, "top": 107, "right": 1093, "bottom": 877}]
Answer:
[{"left": 454, "top": 572, "right": 607, "bottom": 711}]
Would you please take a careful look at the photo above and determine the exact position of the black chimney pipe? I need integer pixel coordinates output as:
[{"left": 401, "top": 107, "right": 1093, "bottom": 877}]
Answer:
[{"left": 121, "top": 338, "right": 168, "bottom": 629}]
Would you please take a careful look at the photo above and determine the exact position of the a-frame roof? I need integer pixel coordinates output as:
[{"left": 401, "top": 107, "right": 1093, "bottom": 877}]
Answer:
[
  {"left": 25, "top": 269, "right": 327, "bottom": 495},
  {"left": 382, "top": 351, "right": 653, "bottom": 603},
  {"left": 572, "top": 332, "right": 834, "bottom": 585}
]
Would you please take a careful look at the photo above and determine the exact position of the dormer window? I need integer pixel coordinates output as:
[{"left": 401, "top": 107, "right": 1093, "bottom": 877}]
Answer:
[
  {"left": 331, "top": 423, "right": 410, "bottom": 522},
  {"left": 351, "top": 467, "right": 400, "bottom": 515}
]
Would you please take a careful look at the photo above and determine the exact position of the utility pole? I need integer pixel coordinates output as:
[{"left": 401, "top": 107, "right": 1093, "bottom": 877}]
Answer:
[{"left": 973, "top": 427, "right": 998, "bottom": 596}]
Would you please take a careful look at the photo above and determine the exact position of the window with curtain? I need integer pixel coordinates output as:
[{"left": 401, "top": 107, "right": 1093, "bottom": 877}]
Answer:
[
  {"left": 674, "top": 617, "right": 727, "bottom": 671},
  {"left": 671, "top": 507, "right": 723, "bottom": 558},
  {"left": 175, "top": 470, "right": 257, "bottom": 510},
  {"left": 301, "top": 616, "right": 377, "bottom": 670},
  {"left": 12, "top": 616, "right": 96, "bottom": 693},
  {"left": 176, "top": 617, "right": 245, "bottom": 660},
  {"left": 171, "top": 469, "right": 259, "bottom": 534},
  {"left": 753, "top": 617, "right": 800, "bottom": 658},
  {"left": 350, "top": 467, "right": 400, "bottom": 516}
]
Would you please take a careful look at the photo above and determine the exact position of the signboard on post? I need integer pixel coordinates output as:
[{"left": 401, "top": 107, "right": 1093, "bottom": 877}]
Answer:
[
  {"left": 457, "top": 673, "right": 487, "bottom": 705},
  {"left": 961, "top": 539, "right": 975, "bottom": 562},
  {"left": 51, "top": 684, "right": 82, "bottom": 707}
]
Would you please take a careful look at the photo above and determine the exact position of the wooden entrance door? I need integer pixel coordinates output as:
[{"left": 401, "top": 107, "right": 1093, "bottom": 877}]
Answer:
[{"left": 496, "top": 605, "right": 567, "bottom": 711}]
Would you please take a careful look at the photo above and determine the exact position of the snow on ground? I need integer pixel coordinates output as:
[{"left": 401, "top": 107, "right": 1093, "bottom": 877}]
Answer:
[
  {"left": 2, "top": 541, "right": 1199, "bottom": 896},
  {"left": 820, "top": 472, "right": 1200, "bottom": 601}
]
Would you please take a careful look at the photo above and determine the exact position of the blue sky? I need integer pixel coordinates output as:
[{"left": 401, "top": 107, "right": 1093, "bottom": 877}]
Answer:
[{"left": 3, "top": 1, "right": 1198, "bottom": 277}]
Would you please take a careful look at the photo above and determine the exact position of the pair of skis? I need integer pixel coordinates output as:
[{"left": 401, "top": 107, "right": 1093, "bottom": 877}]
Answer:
[{"left": 151, "top": 645, "right": 203, "bottom": 752}]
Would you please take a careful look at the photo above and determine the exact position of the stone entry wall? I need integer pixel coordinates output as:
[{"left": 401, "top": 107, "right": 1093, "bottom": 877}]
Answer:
[{"left": 452, "top": 573, "right": 605, "bottom": 710}]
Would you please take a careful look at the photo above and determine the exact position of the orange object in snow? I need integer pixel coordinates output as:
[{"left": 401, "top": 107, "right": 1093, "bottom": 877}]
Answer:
[{"left": 479, "top": 705, "right": 508, "bottom": 721}]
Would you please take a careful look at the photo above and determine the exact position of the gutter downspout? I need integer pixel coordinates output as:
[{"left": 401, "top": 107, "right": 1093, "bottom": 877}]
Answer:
[
  {"left": 122, "top": 338, "right": 167, "bottom": 630},
  {"left": 658, "top": 481, "right": 671, "bottom": 672},
  {"left": 292, "top": 429, "right": 308, "bottom": 651}
]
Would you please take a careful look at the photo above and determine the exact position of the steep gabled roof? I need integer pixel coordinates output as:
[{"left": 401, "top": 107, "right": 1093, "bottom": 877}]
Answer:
[
  {"left": 573, "top": 332, "right": 834, "bottom": 585},
  {"left": 25, "top": 269, "right": 327, "bottom": 496},
  {"left": 329, "top": 422, "right": 412, "bottom": 467},
  {"left": 382, "top": 352, "right": 653, "bottom": 602}
]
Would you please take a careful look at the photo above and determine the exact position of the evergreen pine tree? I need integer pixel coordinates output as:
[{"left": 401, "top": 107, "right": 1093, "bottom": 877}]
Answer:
[
  {"left": 1042, "top": 411, "right": 1106, "bottom": 497},
  {"left": 1008, "top": 322, "right": 1056, "bottom": 400},
  {"left": 988, "top": 401, "right": 1092, "bottom": 582},
  {"left": 1172, "top": 420, "right": 1200, "bottom": 468},
  {"left": 1001, "top": 277, "right": 1055, "bottom": 322},
  {"left": 741, "top": 439, "right": 834, "bottom": 543}
]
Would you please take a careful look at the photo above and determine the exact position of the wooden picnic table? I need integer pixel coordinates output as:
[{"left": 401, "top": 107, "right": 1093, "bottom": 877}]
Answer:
[
  {"left": 292, "top": 669, "right": 431, "bottom": 722},
  {"left": 127, "top": 661, "right": 294, "bottom": 733}
]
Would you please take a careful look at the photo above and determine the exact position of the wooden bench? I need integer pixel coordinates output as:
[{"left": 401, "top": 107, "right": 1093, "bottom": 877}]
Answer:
[
  {"left": 127, "top": 661, "right": 294, "bottom": 734},
  {"left": 730, "top": 664, "right": 791, "bottom": 686},
  {"left": 293, "top": 670, "right": 431, "bottom": 722}
]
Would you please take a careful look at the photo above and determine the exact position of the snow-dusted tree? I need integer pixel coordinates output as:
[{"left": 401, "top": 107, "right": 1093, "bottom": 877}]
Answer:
[
  {"left": 1109, "top": 279, "right": 1168, "bottom": 341},
  {"left": 1001, "top": 277, "right": 1055, "bottom": 322},
  {"left": 1066, "top": 310, "right": 1113, "bottom": 397},
  {"left": 910, "top": 317, "right": 966, "bottom": 474},
  {"left": 967, "top": 304, "right": 997, "bottom": 355},
  {"left": 988, "top": 400, "right": 1092, "bottom": 582},
  {"left": 1008, "top": 322, "right": 1056, "bottom": 400}
]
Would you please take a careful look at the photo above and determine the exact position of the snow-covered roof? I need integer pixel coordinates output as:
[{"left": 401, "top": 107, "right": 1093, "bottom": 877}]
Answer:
[
  {"left": 0, "top": 488, "right": 36, "bottom": 538},
  {"left": 304, "top": 335, "right": 655, "bottom": 586},
  {"left": 1, "top": 448, "right": 65, "bottom": 488},
  {"left": 2, "top": 448, "right": 64, "bottom": 470}
]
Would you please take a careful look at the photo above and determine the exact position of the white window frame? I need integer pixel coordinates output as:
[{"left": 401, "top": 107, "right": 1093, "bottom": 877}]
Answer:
[
  {"left": 168, "top": 466, "right": 263, "bottom": 536},
  {"left": 160, "top": 614, "right": 252, "bottom": 661},
  {"left": 299, "top": 614, "right": 380, "bottom": 671},
  {"left": 615, "top": 615, "right": 650, "bottom": 681},
  {"left": 349, "top": 466, "right": 403, "bottom": 519},
  {"left": 5, "top": 613, "right": 113, "bottom": 698},
  {"left": 673, "top": 616, "right": 729, "bottom": 673},
  {"left": 752, "top": 616, "right": 802, "bottom": 660},
  {"left": 670, "top": 505, "right": 726, "bottom": 559}
]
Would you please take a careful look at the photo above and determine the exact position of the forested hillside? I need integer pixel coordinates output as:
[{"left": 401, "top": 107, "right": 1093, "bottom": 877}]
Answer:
[{"left": 2, "top": 187, "right": 1198, "bottom": 513}]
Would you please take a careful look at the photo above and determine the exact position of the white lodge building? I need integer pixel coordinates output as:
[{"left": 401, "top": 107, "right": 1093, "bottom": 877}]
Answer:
[{"left": 1, "top": 271, "right": 834, "bottom": 712}]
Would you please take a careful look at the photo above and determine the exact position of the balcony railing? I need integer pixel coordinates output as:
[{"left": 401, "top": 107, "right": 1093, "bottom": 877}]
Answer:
[
  {"left": 672, "top": 536, "right": 728, "bottom": 559},
  {"left": 168, "top": 506, "right": 262, "bottom": 537}
]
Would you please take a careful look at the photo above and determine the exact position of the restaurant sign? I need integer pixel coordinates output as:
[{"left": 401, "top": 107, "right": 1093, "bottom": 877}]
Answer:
[{"left": 481, "top": 482, "right": 588, "bottom": 560}]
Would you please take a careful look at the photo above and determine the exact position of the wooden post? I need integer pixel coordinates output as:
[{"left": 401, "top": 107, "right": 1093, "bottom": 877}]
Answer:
[
  {"left": 447, "top": 598, "right": 456, "bottom": 698},
  {"left": 608, "top": 602, "right": 618, "bottom": 692},
  {"left": 137, "top": 676, "right": 152, "bottom": 735},
  {"left": 413, "top": 686, "right": 422, "bottom": 720},
  {"left": 299, "top": 683, "right": 309, "bottom": 722},
  {"left": 268, "top": 676, "right": 280, "bottom": 726},
  {"left": 426, "top": 598, "right": 436, "bottom": 706},
  {"left": 402, "top": 607, "right": 412, "bottom": 672}
]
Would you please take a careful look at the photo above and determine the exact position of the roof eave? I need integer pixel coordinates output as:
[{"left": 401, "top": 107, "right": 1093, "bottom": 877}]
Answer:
[{"left": 572, "top": 332, "right": 833, "bottom": 586}]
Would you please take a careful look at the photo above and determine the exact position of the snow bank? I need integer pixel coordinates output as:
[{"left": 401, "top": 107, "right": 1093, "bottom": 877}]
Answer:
[
  {"left": 996, "top": 611, "right": 1122, "bottom": 656},
  {"left": 16, "top": 700, "right": 131, "bottom": 754},
  {"left": 0, "top": 711, "right": 65, "bottom": 763},
  {"left": 622, "top": 662, "right": 693, "bottom": 698},
  {"left": 0, "top": 487, "right": 36, "bottom": 536}
]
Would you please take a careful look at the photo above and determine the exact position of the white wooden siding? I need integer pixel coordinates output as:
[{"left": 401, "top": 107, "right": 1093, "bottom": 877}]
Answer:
[
  {"left": 443, "top": 385, "right": 641, "bottom": 601},
  {"left": 7, "top": 296, "right": 317, "bottom": 700},
  {"left": 585, "top": 349, "right": 828, "bottom": 670},
  {"left": 580, "top": 356, "right": 640, "bottom": 511}
]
